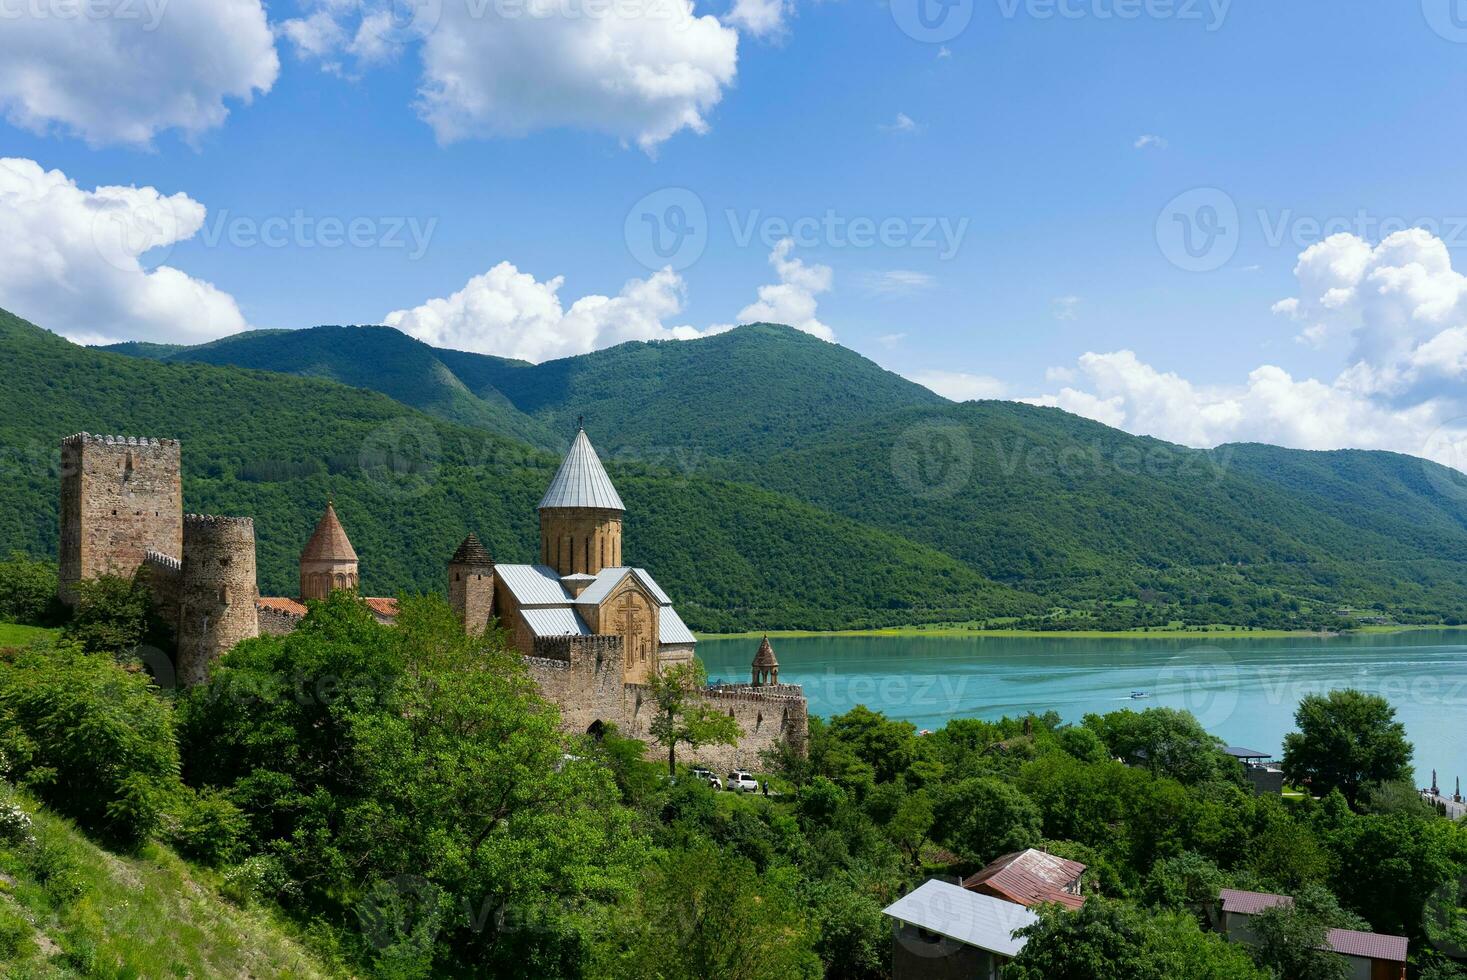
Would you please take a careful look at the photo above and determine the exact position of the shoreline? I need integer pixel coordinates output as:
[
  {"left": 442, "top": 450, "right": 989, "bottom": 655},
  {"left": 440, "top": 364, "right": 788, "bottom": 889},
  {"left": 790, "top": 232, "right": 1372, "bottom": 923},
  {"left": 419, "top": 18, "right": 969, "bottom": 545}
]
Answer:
[{"left": 697, "top": 623, "right": 1467, "bottom": 641}]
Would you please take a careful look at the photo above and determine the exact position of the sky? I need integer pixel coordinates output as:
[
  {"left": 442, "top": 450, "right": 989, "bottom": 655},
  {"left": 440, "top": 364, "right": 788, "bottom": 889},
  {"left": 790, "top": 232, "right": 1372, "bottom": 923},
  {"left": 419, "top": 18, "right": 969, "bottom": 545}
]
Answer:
[{"left": 5, "top": 0, "right": 1467, "bottom": 472}]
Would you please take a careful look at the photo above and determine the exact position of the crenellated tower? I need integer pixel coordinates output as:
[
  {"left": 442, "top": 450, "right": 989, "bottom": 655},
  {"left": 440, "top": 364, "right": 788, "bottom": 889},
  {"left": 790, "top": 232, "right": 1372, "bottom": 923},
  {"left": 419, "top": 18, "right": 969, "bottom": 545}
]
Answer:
[
  {"left": 58, "top": 433, "right": 182, "bottom": 604},
  {"left": 447, "top": 532, "right": 496, "bottom": 635},
  {"left": 299, "top": 501, "right": 359, "bottom": 600},
  {"left": 538, "top": 424, "right": 624, "bottom": 576},
  {"left": 176, "top": 514, "right": 259, "bottom": 685}
]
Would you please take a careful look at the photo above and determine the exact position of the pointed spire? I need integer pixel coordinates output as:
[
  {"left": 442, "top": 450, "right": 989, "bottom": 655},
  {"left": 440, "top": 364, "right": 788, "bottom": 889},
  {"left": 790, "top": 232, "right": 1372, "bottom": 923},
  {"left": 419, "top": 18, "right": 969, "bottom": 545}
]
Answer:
[
  {"left": 450, "top": 532, "right": 495, "bottom": 567},
  {"left": 753, "top": 634, "right": 778, "bottom": 668},
  {"left": 302, "top": 501, "right": 358, "bottom": 562},
  {"left": 538, "top": 428, "right": 625, "bottom": 511}
]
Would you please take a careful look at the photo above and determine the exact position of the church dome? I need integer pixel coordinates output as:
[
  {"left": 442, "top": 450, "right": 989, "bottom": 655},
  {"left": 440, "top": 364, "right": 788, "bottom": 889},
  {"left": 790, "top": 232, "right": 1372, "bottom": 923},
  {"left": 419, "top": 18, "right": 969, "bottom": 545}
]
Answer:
[
  {"left": 302, "top": 501, "right": 358, "bottom": 562},
  {"left": 538, "top": 427, "right": 625, "bottom": 512},
  {"left": 450, "top": 532, "right": 495, "bottom": 567},
  {"left": 753, "top": 635, "right": 778, "bottom": 668}
]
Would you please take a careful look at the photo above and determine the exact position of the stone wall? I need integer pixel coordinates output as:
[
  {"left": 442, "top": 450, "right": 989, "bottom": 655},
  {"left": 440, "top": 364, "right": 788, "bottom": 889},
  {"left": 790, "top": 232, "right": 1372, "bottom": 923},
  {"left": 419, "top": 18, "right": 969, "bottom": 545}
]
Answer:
[
  {"left": 177, "top": 515, "right": 260, "bottom": 685},
  {"left": 141, "top": 549, "right": 182, "bottom": 629},
  {"left": 525, "top": 636, "right": 809, "bottom": 773},
  {"left": 59, "top": 434, "right": 182, "bottom": 604},
  {"left": 449, "top": 565, "right": 495, "bottom": 636},
  {"left": 257, "top": 604, "right": 305, "bottom": 637},
  {"left": 539, "top": 508, "right": 622, "bottom": 576}
]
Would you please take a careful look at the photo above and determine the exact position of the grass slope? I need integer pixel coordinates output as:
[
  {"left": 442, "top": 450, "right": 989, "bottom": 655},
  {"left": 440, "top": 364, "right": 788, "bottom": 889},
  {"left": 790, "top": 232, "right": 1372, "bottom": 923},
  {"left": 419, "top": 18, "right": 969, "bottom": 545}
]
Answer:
[
  {"left": 2, "top": 309, "right": 1030, "bottom": 631},
  {"left": 0, "top": 794, "right": 336, "bottom": 977}
]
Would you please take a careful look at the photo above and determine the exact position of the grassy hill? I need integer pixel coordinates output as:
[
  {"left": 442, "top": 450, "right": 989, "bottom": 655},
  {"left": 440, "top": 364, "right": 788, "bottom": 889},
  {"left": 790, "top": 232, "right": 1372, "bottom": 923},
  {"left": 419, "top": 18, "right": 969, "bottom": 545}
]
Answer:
[
  {"left": 4, "top": 309, "right": 1031, "bottom": 631},
  {"left": 0, "top": 792, "right": 337, "bottom": 977}
]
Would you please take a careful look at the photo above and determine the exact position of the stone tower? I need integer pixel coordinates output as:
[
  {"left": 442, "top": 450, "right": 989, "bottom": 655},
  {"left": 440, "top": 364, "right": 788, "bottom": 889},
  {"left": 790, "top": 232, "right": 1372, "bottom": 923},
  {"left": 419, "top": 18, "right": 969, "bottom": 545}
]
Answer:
[
  {"left": 58, "top": 433, "right": 182, "bottom": 604},
  {"left": 752, "top": 635, "right": 779, "bottom": 686},
  {"left": 176, "top": 514, "right": 259, "bottom": 685},
  {"left": 299, "top": 501, "right": 358, "bottom": 600},
  {"left": 539, "top": 425, "right": 625, "bottom": 576},
  {"left": 448, "top": 533, "right": 496, "bottom": 635}
]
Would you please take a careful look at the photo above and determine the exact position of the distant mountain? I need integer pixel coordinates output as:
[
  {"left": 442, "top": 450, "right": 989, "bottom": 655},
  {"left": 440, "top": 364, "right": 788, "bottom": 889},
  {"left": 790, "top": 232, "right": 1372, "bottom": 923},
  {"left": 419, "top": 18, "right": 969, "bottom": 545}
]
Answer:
[{"left": 10, "top": 309, "right": 1028, "bottom": 631}]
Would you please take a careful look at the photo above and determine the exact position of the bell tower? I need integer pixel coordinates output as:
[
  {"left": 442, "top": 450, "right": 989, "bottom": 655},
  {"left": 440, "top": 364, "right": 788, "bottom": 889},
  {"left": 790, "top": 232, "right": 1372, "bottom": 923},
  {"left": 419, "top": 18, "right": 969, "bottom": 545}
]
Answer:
[
  {"left": 299, "top": 501, "right": 359, "bottom": 600},
  {"left": 538, "top": 422, "right": 625, "bottom": 576},
  {"left": 448, "top": 533, "right": 496, "bottom": 635}
]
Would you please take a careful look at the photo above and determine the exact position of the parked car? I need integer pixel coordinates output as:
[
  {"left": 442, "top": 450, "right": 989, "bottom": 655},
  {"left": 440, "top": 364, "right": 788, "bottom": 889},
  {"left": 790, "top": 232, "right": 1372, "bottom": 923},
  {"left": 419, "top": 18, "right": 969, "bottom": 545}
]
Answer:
[
  {"left": 690, "top": 767, "right": 722, "bottom": 790},
  {"left": 726, "top": 770, "right": 759, "bottom": 793}
]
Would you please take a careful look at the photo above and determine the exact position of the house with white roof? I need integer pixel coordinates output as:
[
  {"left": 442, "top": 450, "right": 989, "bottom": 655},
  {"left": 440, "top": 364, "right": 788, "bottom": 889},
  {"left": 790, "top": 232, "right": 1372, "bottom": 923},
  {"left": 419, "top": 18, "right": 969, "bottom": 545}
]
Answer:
[{"left": 883, "top": 879, "right": 1038, "bottom": 980}]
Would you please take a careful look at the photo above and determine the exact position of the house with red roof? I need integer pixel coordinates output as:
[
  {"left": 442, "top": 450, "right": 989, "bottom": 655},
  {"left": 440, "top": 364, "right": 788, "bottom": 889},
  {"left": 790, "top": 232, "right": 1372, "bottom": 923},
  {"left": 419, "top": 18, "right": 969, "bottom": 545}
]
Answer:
[
  {"left": 961, "top": 848, "right": 1086, "bottom": 911},
  {"left": 1217, "top": 889, "right": 1408, "bottom": 980}
]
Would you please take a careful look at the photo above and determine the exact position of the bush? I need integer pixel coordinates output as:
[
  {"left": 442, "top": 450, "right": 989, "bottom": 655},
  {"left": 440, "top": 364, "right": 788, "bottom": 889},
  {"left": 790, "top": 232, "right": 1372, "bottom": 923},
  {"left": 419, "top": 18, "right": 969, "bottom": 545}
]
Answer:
[
  {"left": 0, "top": 553, "right": 60, "bottom": 627},
  {"left": 0, "top": 903, "right": 35, "bottom": 959},
  {"left": 61, "top": 574, "right": 153, "bottom": 656},
  {"left": 164, "top": 787, "right": 245, "bottom": 866},
  {"left": 220, "top": 855, "right": 296, "bottom": 908},
  {"left": 0, "top": 796, "right": 34, "bottom": 846},
  {"left": 0, "top": 644, "right": 180, "bottom": 845}
]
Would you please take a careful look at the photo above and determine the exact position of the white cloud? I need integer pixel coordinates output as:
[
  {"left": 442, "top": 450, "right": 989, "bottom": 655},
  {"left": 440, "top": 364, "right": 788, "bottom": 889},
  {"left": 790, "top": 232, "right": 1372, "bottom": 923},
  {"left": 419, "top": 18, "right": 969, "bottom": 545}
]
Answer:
[
  {"left": 1052, "top": 295, "right": 1081, "bottom": 320},
  {"left": 1134, "top": 134, "right": 1168, "bottom": 150},
  {"left": 731, "top": 238, "right": 834, "bottom": 340},
  {"left": 1045, "top": 365, "right": 1077, "bottom": 384},
  {"left": 725, "top": 0, "right": 790, "bottom": 37},
  {"left": 909, "top": 370, "right": 1008, "bottom": 402},
  {"left": 0, "top": 158, "right": 249, "bottom": 345},
  {"left": 878, "top": 332, "right": 907, "bottom": 348},
  {"left": 0, "top": 0, "right": 277, "bottom": 146},
  {"left": 286, "top": 0, "right": 739, "bottom": 153},
  {"left": 937, "top": 46, "right": 951, "bottom": 58},
  {"left": 385, "top": 263, "right": 720, "bottom": 362},
  {"left": 862, "top": 269, "right": 936, "bottom": 296},
  {"left": 882, "top": 112, "right": 920, "bottom": 134}
]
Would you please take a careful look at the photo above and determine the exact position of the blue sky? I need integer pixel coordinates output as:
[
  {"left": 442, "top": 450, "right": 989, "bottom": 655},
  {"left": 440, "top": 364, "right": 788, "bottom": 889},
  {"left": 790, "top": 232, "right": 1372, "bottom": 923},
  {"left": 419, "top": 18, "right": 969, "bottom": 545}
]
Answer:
[{"left": 5, "top": 0, "right": 1467, "bottom": 468}]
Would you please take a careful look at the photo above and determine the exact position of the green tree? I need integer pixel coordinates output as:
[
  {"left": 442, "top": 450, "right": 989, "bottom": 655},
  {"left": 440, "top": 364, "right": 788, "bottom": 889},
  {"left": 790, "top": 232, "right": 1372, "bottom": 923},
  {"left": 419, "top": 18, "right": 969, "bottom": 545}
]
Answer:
[
  {"left": 933, "top": 776, "right": 1043, "bottom": 864},
  {"left": 645, "top": 660, "right": 741, "bottom": 776},
  {"left": 1250, "top": 903, "right": 1350, "bottom": 980},
  {"left": 1084, "top": 708, "right": 1230, "bottom": 785},
  {"left": 0, "top": 553, "right": 59, "bottom": 625},
  {"left": 1282, "top": 690, "right": 1413, "bottom": 807},
  {"left": 61, "top": 574, "right": 152, "bottom": 656}
]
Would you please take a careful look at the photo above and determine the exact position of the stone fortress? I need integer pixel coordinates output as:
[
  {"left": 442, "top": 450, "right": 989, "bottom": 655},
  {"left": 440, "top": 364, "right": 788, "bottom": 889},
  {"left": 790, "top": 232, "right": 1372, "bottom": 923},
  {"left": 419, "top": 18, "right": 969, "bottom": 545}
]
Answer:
[{"left": 57, "top": 428, "right": 807, "bottom": 769}]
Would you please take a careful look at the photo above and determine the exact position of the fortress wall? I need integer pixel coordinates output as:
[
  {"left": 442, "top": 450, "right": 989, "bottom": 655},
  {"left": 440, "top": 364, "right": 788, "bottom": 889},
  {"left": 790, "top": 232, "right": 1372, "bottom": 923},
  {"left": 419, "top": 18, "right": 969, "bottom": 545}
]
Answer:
[
  {"left": 257, "top": 605, "right": 305, "bottom": 637},
  {"left": 177, "top": 515, "right": 259, "bottom": 686},
  {"left": 141, "top": 549, "right": 183, "bottom": 629},
  {"left": 59, "top": 434, "right": 182, "bottom": 604}
]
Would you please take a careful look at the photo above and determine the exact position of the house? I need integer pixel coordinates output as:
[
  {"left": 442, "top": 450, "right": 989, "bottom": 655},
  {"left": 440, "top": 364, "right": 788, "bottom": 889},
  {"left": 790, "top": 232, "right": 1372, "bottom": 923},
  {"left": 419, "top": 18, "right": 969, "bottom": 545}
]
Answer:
[
  {"left": 962, "top": 848, "right": 1086, "bottom": 910},
  {"left": 1217, "top": 889, "right": 1408, "bottom": 980},
  {"left": 1223, "top": 746, "right": 1285, "bottom": 795},
  {"left": 883, "top": 879, "right": 1038, "bottom": 980}
]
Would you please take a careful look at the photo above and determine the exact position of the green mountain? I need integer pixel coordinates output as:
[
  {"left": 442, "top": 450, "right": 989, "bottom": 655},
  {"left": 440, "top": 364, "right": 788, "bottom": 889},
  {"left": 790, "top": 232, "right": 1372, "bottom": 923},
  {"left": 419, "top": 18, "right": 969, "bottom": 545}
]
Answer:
[{"left": 5, "top": 309, "right": 1030, "bottom": 631}]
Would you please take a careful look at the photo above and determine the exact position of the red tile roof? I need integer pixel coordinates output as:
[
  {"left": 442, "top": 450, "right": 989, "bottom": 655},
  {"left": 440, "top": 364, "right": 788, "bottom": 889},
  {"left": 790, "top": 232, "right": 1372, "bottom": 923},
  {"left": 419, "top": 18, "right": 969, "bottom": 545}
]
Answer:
[
  {"left": 1219, "top": 889, "right": 1294, "bottom": 915},
  {"left": 302, "top": 502, "right": 358, "bottom": 562},
  {"left": 364, "top": 597, "right": 398, "bottom": 618},
  {"left": 1325, "top": 928, "right": 1408, "bottom": 963},
  {"left": 257, "top": 596, "right": 307, "bottom": 617},
  {"left": 962, "top": 849, "right": 1086, "bottom": 910}
]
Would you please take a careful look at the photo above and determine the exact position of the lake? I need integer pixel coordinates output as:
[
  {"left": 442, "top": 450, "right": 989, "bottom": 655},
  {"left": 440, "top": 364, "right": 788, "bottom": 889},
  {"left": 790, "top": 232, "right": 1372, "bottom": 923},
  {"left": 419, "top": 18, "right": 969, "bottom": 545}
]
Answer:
[{"left": 699, "top": 631, "right": 1467, "bottom": 787}]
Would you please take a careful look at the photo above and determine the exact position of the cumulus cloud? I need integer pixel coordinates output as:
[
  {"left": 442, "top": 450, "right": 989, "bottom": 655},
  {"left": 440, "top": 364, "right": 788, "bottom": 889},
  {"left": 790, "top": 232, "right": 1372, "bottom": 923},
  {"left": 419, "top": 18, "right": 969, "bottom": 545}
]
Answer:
[
  {"left": 881, "top": 112, "right": 920, "bottom": 134},
  {"left": 0, "top": 158, "right": 249, "bottom": 345},
  {"left": 730, "top": 238, "right": 834, "bottom": 340},
  {"left": 725, "top": 0, "right": 791, "bottom": 37},
  {"left": 1052, "top": 295, "right": 1080, "bottom": 320},
  {"left": 1133, "top": 134, "right": 1168, "bottom": 150},
  {"left": 0, "top": 0, "right": 277, "bottom": 146},
  {"left": 909, "top": 370, "right": 1007, "bottom": 402},
  {"left": 285, "top": 0, "right": 739, "bottom": 153},
  {"left": 384, "top": 263, "right": 720, "bottom": 362}
]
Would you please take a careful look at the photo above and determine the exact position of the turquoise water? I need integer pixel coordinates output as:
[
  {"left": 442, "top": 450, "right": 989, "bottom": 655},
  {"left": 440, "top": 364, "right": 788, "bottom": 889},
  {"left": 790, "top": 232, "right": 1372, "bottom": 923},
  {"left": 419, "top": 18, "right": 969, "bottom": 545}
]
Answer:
[{"left": 699, "top": 631, "right": 1467, "bottom": 786}]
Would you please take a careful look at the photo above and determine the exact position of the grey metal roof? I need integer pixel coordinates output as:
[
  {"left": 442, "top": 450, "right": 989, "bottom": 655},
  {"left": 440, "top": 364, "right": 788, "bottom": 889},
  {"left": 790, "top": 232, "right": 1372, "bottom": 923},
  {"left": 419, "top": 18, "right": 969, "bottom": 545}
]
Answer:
[
  {"left": 1223, "top": 746, "right": 1273, "bottom": 759},
  {"left": 659, "top": 606, "right": 697, "bottom": 645},
  {"left": 574, "top": 567, "right": 631, "bottom": 606},
  {"left": 631, "top": 568, "right": 672, "bottom": 605},
  {"left": 496, "top": 564, "right": 572, "bottom": 606},
  {"left": 883, "top": 880, "right": 1036, "bottom": 958},
  {"left": 521, "top": 607, "right": 592, "bottom": 638},
  {"left": 538, "top": 429, "right": 625, "bottom": 511}
]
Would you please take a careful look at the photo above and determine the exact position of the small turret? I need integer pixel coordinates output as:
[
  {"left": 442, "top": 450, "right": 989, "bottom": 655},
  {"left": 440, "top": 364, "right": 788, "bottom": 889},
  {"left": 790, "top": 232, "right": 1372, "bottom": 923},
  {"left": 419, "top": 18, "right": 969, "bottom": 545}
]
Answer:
[
  {"left": 177, "top": 514, "right": 259, "bottom": 685},
  {"left": 300, "top": 501, "right": 359, "bottom": 600},
  {"left": 448, "top": 533, "right": 496, "bottom": 635},
  {"left": 752, "top": 635, "right": 779, "bottom": 686}
]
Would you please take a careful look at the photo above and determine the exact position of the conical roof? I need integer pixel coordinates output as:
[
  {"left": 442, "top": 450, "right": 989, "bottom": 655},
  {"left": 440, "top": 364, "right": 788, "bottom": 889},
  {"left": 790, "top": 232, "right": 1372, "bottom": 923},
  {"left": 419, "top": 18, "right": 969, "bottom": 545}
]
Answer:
[
  {"left": 538, "top": 427, "right": 625, "bottom": 511},
  {"left": 753, "top": 635, "right": 778, "bottom": 668},
  {"left": 302, "top": 502, "right": 358, "bottom": 562},
  {"left": 450, "top": 532, "right": 495, "bottom": 567}
]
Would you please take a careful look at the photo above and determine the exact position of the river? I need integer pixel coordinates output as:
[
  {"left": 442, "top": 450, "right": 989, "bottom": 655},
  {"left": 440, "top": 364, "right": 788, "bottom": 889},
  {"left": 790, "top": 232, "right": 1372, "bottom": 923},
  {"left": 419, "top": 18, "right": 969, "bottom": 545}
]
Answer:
[{"left": 698, "top": 630, "right": 1467, "bottom": 787}]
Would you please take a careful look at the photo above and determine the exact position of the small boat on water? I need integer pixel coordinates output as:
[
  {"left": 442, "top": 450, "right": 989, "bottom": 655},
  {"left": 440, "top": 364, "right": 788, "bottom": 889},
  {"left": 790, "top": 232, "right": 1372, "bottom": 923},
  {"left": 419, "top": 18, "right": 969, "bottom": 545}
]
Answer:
[{"left": 1129, "top": 691, "right": 1150, "bottom": 699}]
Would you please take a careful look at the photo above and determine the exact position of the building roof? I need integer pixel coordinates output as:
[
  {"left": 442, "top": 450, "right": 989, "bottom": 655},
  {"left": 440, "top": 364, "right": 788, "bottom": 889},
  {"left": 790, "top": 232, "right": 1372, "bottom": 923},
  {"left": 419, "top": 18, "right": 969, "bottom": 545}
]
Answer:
[
  {"left": 364, "top": 597, "right": 398, "bottom": 619},
  {"left": 1223, "top": 746, "right": 1274, "bottom": 759},
  {"left": 1219, "top": 889, "right": 1294, "bottom": 915},
  {"left": 574, "top": 567, "right": 670, "bottom": 607},
  {"left": 753, "top": 635, "right": 778, "bottom": 668},
  {"left": 302, "top": 502, "right": 358, "bottom": 562},
  {"left": 963, "top": 849, "right": 1086, "bottom": 910},
  {"left": 449, "top": 533, "right": 494, "bottom": 567},
  {"left": 659, "top": 606, "right": 697, "bottom": 645},
  {"left": 521, "top": 607, "right": 592, "bottom": 638},
  {"left": 1324, "top": 928, "right": 1408, "bottom": 963},
  {"left": 497, "top": 564, "right": 574, "bottom": 606},
  {"left": 883, "top": 879, "right": 1038, "bottom": 958},
  {"left": 258, "top": 596, "right": 307, "bottom": 617},
  {"left": 538, "top": 428, "right": 625, "bottom": 512}
]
